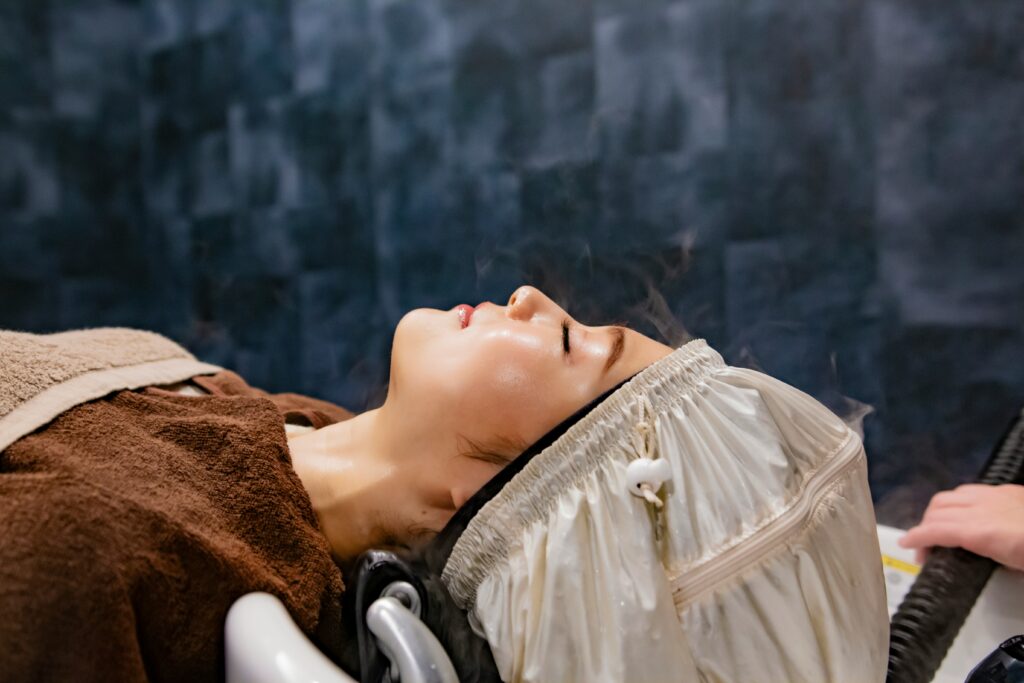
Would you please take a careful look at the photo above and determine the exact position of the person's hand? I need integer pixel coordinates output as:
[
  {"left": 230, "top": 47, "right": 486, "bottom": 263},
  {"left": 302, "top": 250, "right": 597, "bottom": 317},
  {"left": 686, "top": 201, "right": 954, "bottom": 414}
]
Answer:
[{"left": 898, "top": 483, "right": 1024, "bottom": 572}]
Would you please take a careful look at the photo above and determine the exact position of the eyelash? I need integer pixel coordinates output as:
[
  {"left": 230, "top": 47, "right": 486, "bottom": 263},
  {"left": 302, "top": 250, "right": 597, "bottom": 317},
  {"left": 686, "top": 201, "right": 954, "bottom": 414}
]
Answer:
[{"left": 561, "top": 319, "right": 571, "bottom": 355}]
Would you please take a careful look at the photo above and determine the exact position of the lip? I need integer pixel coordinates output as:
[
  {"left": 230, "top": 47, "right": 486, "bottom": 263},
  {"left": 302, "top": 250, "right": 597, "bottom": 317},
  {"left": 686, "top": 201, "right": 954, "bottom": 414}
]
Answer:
[{"left": 456, "top": 304, "right": 476, "bottom": 329}]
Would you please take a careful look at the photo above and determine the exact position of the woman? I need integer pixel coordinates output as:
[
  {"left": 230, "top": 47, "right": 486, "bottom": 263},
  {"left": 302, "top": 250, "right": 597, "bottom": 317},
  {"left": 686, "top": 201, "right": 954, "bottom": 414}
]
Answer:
[
  {"left": 0, "top": 284, "right": 672, "bottom": 682},
  {"left": 288, "top": 284, "right": 673, "bottom": 562}
]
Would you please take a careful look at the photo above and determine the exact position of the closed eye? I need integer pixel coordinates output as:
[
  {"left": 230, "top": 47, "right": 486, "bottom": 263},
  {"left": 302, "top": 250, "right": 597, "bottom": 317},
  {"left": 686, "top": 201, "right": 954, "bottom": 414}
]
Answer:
[{"left": 561, "top": 319, "right": 571, "bottom": 355}]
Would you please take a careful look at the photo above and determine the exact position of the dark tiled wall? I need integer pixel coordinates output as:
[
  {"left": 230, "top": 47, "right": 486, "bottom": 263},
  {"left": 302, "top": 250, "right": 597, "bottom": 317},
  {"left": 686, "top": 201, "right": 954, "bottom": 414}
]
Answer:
[{"left": 1, "top": 0, "right": 1022, "bottom": 525}]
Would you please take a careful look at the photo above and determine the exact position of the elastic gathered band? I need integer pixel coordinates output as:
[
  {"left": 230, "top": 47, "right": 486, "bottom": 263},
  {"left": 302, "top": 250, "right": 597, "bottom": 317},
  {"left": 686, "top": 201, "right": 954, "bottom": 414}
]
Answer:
[{"left": 441, "top": 337, "right": 726, "bottom": 609}]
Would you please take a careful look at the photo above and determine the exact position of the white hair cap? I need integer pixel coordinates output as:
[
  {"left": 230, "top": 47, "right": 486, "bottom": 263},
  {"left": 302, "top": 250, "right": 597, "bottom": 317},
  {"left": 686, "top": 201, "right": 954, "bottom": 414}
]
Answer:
[{"left": 441, "top": 338, "right": 888, "bottom": 683}]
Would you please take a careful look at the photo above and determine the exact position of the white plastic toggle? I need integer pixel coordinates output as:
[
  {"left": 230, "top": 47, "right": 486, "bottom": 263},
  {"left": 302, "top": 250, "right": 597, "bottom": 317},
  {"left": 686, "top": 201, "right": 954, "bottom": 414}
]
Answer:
[{"left": 626, "top": 458, "right": 672, "bottom": 508}]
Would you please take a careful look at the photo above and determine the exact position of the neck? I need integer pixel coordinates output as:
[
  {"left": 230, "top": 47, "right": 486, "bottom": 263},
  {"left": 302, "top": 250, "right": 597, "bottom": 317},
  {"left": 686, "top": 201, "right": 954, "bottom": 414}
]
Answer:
[{"left": 287, "top": 407, "right": 397, "bottom": 562}]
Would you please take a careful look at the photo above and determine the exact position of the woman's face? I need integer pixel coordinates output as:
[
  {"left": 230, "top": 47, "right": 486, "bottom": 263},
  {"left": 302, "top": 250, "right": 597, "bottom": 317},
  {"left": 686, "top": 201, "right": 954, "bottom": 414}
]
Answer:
[{"left": 385, "top": 285, "right": 674, "bottom": 519}]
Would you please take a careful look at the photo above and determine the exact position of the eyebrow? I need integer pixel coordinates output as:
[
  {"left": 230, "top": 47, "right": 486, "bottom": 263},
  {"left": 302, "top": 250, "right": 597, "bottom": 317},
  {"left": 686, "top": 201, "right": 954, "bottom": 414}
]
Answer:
[{"left": 603, "top": 326, "right": 627, "bottom": 374}]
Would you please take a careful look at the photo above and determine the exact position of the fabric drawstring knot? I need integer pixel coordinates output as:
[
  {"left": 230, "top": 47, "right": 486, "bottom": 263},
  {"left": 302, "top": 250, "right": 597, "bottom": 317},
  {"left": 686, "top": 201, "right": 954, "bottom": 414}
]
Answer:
[
  {"left": 627, "top": 394, "right": 671, "bottom": 511},
  {"left": 631, "top": 394, "right": 658, "bottom": 461},
  {"left": 638, "top": 482, "right": 664, "bottom": 507}
]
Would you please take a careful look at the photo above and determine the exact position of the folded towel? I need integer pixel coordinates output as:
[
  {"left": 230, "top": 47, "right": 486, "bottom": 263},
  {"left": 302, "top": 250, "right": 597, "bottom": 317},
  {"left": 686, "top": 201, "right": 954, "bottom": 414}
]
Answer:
[
  {"left": 0, "top": 328, "right": 351, "bottom": 681},
  {"left": 0, "top": 327, "right": 223, "bottom": 452}
]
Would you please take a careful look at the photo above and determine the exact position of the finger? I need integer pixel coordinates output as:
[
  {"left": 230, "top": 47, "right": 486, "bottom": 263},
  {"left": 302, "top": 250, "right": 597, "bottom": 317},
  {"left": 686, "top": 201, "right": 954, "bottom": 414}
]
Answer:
[
  {"left": 952, "top": 483, "right": 993, "bottom": 498},
  {"left": 921, "top": 505, "right": 980, "bottom": 525},
  {"left": 899, "top": 523, "right": 971, "bottom": 552},
  {"left": 897, "top": 530, "right": 930, "bottom": 564},
  {"left": 897, "top": 528, "right": 923, "bottom": 548},
  {"left": 928, "top": 489, "right": 975, "bottom": 510}
]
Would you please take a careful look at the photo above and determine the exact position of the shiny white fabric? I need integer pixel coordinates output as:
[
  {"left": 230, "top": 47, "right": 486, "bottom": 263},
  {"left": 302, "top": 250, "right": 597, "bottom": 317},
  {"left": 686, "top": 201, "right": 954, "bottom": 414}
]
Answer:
[{"left": 441, "top": 339, "right": 888, "bottom": 683}]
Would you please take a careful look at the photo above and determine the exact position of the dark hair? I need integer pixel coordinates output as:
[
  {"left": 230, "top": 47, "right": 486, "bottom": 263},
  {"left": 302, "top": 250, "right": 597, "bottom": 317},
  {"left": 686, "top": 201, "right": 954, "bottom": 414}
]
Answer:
[{"left": 456, "top": 432, "right": 528, "bottom": 468}]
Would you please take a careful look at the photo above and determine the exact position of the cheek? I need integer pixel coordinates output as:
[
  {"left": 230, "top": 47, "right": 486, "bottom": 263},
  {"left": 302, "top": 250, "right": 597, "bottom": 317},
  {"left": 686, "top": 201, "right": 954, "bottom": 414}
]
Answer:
[
  {"left": 453, "top": 342, "right": 581, "bottom": 445},
  {"left": 392, "top": 320, "right": 594, "bottom": 450},
  {"left": 461, "top": 359, "right": 534, "bottom": 416}
]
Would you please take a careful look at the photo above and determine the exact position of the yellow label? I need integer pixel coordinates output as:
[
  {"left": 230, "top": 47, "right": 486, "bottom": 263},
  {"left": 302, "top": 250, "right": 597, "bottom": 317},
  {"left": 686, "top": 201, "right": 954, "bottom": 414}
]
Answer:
[{"left": 882, "top": 554, "right": 921, "bottom": 576}]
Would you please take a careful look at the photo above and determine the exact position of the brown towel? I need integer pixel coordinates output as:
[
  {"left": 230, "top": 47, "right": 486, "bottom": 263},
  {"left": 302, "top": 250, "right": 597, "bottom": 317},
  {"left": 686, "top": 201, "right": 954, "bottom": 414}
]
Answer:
[
  {"left": 190, "top": 370, "right": 355, "bottom": 429},
  {"left": 0, "top": 370, "right": 352, "bottom": 682}
]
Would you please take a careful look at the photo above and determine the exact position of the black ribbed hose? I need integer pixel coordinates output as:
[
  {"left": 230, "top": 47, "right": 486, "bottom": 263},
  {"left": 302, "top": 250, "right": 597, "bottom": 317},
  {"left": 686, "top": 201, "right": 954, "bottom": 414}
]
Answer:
[{"left": 886, "top": 407, "right": 1024, "bottom": 683}]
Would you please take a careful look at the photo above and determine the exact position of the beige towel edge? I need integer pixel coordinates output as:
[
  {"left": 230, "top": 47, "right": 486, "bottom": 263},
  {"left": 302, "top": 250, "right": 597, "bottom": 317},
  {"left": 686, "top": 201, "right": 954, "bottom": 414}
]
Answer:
[{"left": 0, "top": 358, "right": 223, "bottom": 452}]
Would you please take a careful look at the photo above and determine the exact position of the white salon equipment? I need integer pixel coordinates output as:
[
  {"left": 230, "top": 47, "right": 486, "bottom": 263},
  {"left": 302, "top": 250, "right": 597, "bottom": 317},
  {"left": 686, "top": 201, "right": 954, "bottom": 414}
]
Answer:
[
  {"left": 225, "top": 590, "right": 457, "bottom": 683},
  {"left": 878, "top": 524, "right": 1024, "bottom": 683}
]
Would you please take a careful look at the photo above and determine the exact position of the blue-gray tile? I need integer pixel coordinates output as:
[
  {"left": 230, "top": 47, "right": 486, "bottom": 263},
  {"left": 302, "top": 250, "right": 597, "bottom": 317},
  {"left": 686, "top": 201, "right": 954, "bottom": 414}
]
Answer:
[
  {"left": 0, "top": 2, "right": 52, "bottom": 108},
  {"left": 58, "top": 276, "right": 161, "bottom": 330},
  {"left": 0, "top": 116, "right": 60, "bottom": 219},
  {"left": 521, "top": 161, "right": 600, "bottom": 240},
  {"left": 595, "top": 2, "right": 726, "bottom": 158},
  {"left": 143, "top": 0, "right": 194, "bottom": 52},
  {"left": 51, "top": 1, "right": 142, "bottom": 119},
  {"left": 371, "top": 0, "right": 451, "bottom": 83},
  {"left": 287, "top": 203, "right": 376, "bottom": 273},
  {"left": 291, "top": 0, "right": 371, "bottom": 95},
  {"left": 600, "top": 151, "right": 729, "bottom": 250},
  {"left": 442, "top": 0, "right": 593, "bottom": 60},
  {"left": 451, "top": 38, "right": 538, "bottom": 168},
  {"left": 530, "top": 51, "right": 596, "bottom": 166},
  {"left": 0, "top": 217, "right": 60, "bottom": 280},
  {"left": 228, "top": 100, "right": 299, "bottom": 209},
  {"left": 232, "top": 1, "right": 294, "bottom": 103},
  {"left": 190, "top": 129, "right": 233, "bottom": 217},
  {"left": 283, "top": 92, "right": 372, "bottom": 208},
  {"left": 371, "top": 68, "right": 451, "bottom": 177},
  {"left": 191, "top": 209, "right": 300, "bottom": 278},
  {"left": 0, "top": 276, "right": 60, "bottom": 331}
]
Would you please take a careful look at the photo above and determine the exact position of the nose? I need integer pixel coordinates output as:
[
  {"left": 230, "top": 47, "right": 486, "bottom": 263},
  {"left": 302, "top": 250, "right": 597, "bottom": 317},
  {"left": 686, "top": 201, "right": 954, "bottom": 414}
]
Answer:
[{"left": 506, "top": 285, "right": 549, "bottom": 322}]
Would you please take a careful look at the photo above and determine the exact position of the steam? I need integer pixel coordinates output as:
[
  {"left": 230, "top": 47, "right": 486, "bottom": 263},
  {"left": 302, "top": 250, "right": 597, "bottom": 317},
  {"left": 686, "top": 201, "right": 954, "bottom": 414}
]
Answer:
[
  {"left": 834, "top": 393, "right": 876, "bottom": 440},
  {"left": 827, "top": 351, "right": 876, "bottom": 440},
  {"left": 630, "top": 279, "right": 692, "bottom": 348},
  {"left": 470, "top": 229, "right": 877, "bottom": 438}
]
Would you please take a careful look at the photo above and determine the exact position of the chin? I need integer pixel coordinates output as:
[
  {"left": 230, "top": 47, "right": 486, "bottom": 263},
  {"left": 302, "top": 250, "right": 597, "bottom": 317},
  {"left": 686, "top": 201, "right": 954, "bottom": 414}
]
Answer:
[
  {"left": 390, "top": 308, "right": 447, "bottom": 385},
  {"left": 394, "top": 308, "right": 442, "bottom": 348}
]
